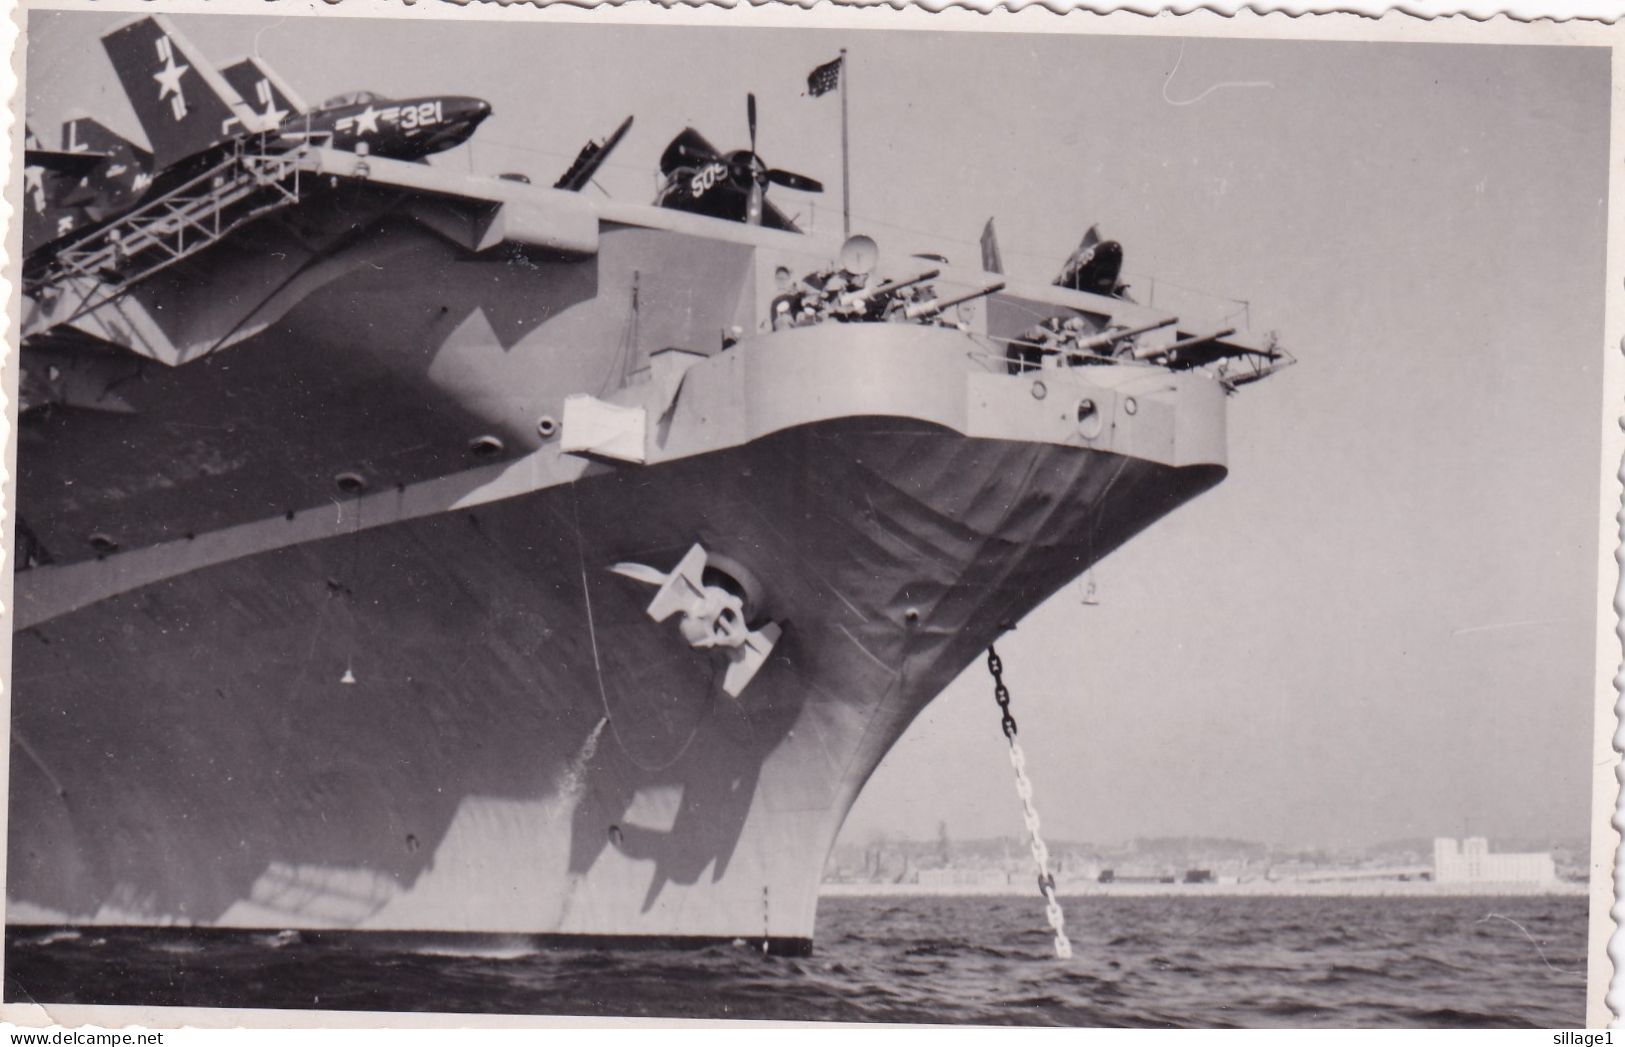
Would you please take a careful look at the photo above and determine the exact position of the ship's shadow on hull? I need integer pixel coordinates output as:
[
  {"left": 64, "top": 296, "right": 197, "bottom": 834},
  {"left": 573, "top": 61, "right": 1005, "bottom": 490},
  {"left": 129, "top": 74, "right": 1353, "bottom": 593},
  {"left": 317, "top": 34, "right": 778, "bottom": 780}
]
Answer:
[
  {"left": 19, "top": 208, "right": 609, "bottom": 571},
  {"left": 9, "top": 418, "right": 1221, "bottom": 940}
]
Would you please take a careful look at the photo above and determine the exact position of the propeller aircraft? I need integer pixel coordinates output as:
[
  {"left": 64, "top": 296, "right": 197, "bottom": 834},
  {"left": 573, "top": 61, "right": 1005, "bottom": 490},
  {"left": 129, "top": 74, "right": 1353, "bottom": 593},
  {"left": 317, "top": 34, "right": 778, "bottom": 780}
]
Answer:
[
  {"left": 655, "top": 94, "right": 823, "bottom": 231},
  {"left": 1053, "top": 224, "right": 1129, "bottom": 298}
]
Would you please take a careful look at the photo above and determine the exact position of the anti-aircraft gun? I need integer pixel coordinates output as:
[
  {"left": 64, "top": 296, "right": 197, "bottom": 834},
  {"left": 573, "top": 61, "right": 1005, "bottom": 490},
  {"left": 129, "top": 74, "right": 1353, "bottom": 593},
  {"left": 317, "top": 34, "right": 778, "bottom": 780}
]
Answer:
[
  {"left": 902, "top": 281, "right": 1007, "bottom": 324},
  {"left": 834, "top": 268, "right": 941, "bottom": 321}
]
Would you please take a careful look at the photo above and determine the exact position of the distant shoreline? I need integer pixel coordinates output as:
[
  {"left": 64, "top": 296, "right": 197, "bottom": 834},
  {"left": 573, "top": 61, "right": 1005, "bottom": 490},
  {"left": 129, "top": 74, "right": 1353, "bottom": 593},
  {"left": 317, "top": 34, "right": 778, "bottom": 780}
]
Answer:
[{"left": 819, "top": 880, "right": 1588, "bottom": 899}]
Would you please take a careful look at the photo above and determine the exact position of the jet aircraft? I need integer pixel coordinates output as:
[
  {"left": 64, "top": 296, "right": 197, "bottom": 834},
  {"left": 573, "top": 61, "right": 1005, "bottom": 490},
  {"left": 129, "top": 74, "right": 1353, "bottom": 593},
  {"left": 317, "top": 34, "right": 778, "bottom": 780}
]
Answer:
[
  {"left": 101, "top": 16, "right": 494, "bottom": 167},
  {"left": 22, "top": 16, "right": 496, "bottom": 261},
  {"left": 22, "top": 118, "right": 153, "bottom": 254},
  {"left": 22, "top": 128, "right": 90, "bottom": 255},
  {"left": 269, "top": 90, "right": 493, "bottom": 161}
]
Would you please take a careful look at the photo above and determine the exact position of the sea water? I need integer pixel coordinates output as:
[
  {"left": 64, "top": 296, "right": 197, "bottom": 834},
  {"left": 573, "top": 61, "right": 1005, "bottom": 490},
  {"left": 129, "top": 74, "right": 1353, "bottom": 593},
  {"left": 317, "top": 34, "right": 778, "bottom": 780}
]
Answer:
[{"left": 4, "top": 895, "right": 1587, "bottom": 1026}]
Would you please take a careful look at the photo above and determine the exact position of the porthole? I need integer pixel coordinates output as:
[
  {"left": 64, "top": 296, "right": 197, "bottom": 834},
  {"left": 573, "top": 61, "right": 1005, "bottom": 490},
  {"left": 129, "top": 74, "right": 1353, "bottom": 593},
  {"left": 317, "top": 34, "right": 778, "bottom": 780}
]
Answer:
[
  {"left": 335, "top": 471, "right": 368, "bottom": 494},
  {"left": 537, "top": 416, "right": 559, "bottom": 439},
  {"left": 1076, "top": 398, "right": 1104, "bottom": 439},
  {"left": 468, "top": 434, "right": 505, "bottom": 458},
  {"left": 1031, "top": 381, "right": 1048, "bottom": 401},
  {"left": 1124, "top": 397, "right": 1139, "bottom": 416}
]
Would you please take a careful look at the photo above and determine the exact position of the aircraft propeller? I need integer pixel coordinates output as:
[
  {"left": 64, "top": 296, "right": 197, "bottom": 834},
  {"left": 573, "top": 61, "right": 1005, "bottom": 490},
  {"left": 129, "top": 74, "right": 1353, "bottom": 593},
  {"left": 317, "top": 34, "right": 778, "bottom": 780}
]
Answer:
[
  {"left": 671, "top": 93, "right": 825, "bottom": 214},
  {"left": 736, "top": 93, "right": 823, "bottom": 192}
]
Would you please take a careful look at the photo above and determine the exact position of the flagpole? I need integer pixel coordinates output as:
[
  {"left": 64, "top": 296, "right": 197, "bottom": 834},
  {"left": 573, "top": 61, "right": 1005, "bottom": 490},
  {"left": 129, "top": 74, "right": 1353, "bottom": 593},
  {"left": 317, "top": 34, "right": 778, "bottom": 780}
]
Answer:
[{"left": 839, "top": 48, "right": 851, "bottom": 240}]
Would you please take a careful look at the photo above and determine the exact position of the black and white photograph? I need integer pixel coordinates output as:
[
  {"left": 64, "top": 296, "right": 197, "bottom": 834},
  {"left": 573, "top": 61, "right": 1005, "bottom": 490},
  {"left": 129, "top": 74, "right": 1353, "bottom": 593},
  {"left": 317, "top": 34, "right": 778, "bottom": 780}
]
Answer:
[{"left": 0, "top": 2, "right": 1617, "bottom": 1030}]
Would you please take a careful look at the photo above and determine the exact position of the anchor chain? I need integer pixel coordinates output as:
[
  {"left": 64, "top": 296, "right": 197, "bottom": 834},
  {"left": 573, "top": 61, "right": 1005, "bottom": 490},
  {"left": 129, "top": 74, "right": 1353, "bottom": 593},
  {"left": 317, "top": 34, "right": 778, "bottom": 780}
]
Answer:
[{"left": 986, "top": 646, "right": 1073, "bottom": 959}]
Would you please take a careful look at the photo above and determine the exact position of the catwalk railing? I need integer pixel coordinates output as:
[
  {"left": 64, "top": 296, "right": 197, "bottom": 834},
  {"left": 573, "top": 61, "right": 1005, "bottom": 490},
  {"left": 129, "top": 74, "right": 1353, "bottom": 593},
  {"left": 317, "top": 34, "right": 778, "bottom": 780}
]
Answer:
[{"left": 23, "top": 141, "right": 312, "bottom": 337}]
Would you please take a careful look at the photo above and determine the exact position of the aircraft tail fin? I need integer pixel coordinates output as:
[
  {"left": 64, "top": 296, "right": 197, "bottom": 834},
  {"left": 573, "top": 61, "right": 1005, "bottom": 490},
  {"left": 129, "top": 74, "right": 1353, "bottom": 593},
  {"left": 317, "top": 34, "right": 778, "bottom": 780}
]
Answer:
[
  {"left": 62, "top": 116, "right": 149, "bottom": 164},
  {"left": 57, "top": 116, "right": 154, "bottom": 213},
  {"left": 101, "top": 15, "right": 273, "bottom": 167},
  {"left": 980, "top": 217, "right": 1004, "bottom": 275},
  {"left": 221, "top": 56, "right": 307, "bottom": 123}
]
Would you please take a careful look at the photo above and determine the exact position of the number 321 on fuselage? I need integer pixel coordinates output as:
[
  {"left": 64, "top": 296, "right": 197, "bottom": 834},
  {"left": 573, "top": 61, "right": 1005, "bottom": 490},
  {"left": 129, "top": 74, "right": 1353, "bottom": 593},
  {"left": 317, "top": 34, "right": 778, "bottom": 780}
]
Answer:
[{"left": 279, "top": 91, "right": 492, "bottom": 160}]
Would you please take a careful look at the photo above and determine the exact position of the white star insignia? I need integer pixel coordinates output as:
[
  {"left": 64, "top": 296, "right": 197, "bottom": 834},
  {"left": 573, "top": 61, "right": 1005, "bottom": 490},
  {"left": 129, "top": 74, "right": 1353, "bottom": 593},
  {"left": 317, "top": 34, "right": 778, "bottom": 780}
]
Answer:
[
  {"left": 153, "top": 50, "right": 190, "bottom": 119},
  {"left": 353, "top": 106, "right": 380, "bottom": 136},
  {"left": 253, "top": 82, "right": 288, "bottom": 127},
  {"left": 24, "top": 165, "right": 44, "bottom": 213}
]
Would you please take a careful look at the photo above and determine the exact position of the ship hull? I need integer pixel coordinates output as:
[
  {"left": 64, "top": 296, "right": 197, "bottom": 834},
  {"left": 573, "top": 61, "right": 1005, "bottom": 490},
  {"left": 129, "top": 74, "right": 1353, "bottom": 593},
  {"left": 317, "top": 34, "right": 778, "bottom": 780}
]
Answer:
[
  {"left": 12, "top": 173, "right": 1239, "bottom": 948},
  {"left": 9, "top": 418, "right": 1220, "bottom": 946}
]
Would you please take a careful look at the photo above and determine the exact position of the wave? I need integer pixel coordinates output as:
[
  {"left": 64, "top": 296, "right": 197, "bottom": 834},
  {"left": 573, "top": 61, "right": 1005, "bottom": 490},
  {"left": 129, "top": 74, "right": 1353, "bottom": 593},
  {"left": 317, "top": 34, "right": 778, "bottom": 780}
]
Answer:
[
  {"left": 0, "top": 895, "right": 1587, "bottom": 1026},
  {"left": 411, "top": 944, "right": 539, "bottom": 961}
]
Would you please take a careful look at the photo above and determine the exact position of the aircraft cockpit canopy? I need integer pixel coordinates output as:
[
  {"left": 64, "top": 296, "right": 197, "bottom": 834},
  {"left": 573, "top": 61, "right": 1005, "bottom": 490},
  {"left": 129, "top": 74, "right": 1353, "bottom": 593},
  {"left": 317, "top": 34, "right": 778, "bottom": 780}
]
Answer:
[{"left": 321, "top": 90, "right": 389, "bottom": 108}]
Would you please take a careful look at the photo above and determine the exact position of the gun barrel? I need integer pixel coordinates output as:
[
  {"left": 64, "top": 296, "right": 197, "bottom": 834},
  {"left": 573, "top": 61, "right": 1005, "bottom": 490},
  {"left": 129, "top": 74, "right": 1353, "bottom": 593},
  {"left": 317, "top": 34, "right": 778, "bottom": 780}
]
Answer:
[
  {"left": 1072, "top": 316, "right": 1179, "bottom": 353},
  {"left": 838, "top": 269, "right": 942, "bottom": 309},
  {"left": 869, "top": 268, "right": 941, "bottom": 298},
  {"left": 1130, "top": 327, "right": 1238, "bottom": 362},
  {"left": 905, "top": 281, "right": 1007, "bottom": 321}
]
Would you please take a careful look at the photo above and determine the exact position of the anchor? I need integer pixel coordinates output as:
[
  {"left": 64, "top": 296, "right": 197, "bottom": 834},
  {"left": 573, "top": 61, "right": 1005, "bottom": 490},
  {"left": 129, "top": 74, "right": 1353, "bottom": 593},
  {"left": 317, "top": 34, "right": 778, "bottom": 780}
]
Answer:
[{"left": 610, "top": 544, "right": 782, "bottom": 698}]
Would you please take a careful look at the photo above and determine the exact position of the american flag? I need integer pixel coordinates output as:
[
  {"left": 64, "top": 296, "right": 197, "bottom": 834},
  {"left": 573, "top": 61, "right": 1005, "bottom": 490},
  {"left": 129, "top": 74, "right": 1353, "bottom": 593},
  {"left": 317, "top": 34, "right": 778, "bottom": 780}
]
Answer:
[{"left": 807, "top": 56, "right": 842, "bottom": 97}]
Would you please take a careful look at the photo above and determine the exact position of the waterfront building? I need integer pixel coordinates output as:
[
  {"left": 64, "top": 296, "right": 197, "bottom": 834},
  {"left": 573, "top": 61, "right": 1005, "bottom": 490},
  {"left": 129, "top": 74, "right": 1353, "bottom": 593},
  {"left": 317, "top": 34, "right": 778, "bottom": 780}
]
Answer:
[{"left": 1432, "top": 837, "right": 1556, "bottom": 884}]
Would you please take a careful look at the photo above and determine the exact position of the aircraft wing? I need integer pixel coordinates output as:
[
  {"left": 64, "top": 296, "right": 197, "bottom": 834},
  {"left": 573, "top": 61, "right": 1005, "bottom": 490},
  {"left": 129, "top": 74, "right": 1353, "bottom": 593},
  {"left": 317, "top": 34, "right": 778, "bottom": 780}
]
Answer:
[
  {"left": 659, "top": 127, "right": 721, "bottom": 176},
  {"left": 760, "top": 197, "right": 800, "bottom": 234},
  {"left": 555, "top": 115, "right": 633, "bottom": 192},
  {"left": 63, "top": 116, "right": 152, "bottom": 167},
  {"left": 1161, "top": 336, "right": 1273, "bottom": 371},
  {"left": 25, "top": 148, "right": 108, "bottom": 176}
]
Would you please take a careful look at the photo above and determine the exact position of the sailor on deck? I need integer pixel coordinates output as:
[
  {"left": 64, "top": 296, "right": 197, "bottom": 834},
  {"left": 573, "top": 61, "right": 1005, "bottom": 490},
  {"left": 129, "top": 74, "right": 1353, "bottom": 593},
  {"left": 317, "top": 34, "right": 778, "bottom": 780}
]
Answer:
[{"left": 770, "top": 266, "right": 804, "bottom": 331}]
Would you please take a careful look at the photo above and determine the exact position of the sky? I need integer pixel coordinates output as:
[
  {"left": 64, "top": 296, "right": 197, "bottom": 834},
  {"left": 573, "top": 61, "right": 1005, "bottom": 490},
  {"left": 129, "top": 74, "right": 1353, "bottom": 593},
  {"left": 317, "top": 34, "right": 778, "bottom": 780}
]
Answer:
[{"left": 23, "top": 11, "right": 1613, "bottom": 851}]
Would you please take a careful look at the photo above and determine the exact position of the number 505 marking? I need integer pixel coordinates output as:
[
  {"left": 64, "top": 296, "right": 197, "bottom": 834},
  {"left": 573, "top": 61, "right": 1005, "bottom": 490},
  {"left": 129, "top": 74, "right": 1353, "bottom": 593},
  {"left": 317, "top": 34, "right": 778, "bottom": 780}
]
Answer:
[{"left": 690, "top": 162, "right": 727, "bottom": 197}]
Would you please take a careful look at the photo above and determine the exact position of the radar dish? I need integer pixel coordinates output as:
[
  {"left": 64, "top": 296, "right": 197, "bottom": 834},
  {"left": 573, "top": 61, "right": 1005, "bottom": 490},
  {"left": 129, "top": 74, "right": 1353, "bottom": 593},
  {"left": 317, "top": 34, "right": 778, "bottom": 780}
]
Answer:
[{"left": 840, "top": 234, "right": 879, "bottom": 276}]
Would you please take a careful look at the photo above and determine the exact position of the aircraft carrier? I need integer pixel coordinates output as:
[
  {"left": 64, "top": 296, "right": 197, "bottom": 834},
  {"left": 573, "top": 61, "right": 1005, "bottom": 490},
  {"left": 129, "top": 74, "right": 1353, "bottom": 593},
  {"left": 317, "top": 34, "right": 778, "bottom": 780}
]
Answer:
[{"left": 8, "top": 19, "right": 1289, "bottom": 954}]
